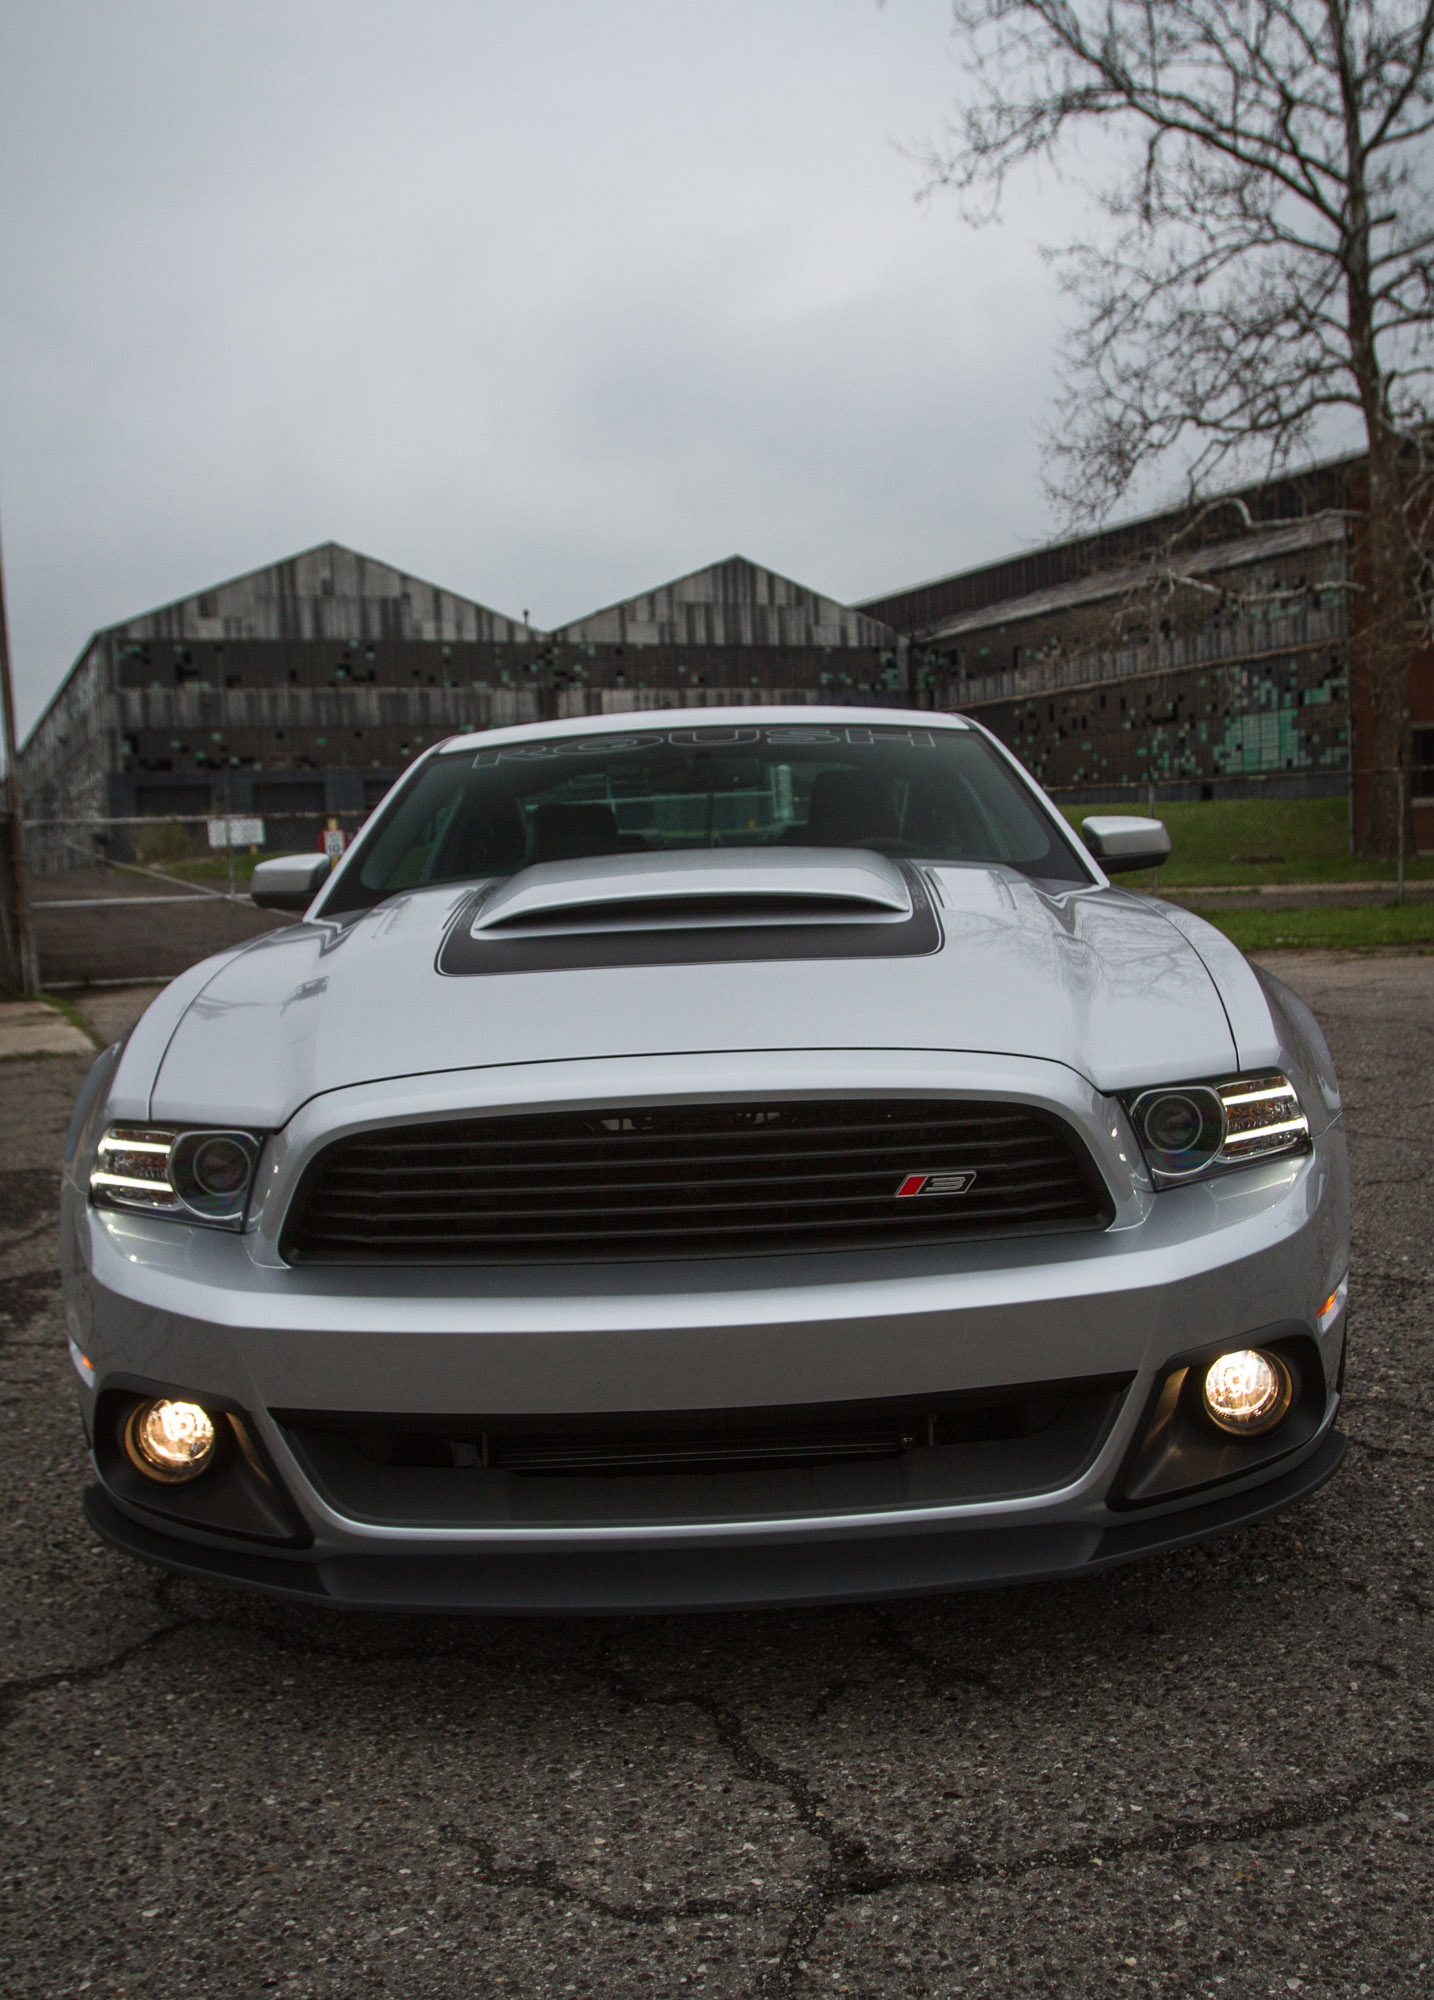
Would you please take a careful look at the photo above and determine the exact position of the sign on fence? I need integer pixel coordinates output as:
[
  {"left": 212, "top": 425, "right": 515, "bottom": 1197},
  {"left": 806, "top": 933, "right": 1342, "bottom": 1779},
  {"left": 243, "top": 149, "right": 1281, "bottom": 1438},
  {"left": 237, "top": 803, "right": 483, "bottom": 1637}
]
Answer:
[{"left": 207, "top": 817, "right": 265, "bottom": 849}]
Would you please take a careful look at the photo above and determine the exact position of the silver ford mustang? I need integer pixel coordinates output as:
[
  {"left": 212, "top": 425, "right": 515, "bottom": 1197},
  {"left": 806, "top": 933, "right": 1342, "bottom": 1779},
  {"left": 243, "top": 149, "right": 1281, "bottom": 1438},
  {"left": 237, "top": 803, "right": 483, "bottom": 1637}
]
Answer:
[{"left": 62, "top": 706, "right": 1348, "bottom": 1611}]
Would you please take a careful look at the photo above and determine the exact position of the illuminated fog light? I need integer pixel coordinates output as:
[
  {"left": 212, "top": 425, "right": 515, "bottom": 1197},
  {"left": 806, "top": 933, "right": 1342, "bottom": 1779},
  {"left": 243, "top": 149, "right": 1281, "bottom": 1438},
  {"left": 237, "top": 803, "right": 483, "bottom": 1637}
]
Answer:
[
  {"left": 1201, "top": 1350, "right": 1293, "bottom": 1437},
  {"left": 124, "top": 1399, "right": 218, "bottom": 1482}
]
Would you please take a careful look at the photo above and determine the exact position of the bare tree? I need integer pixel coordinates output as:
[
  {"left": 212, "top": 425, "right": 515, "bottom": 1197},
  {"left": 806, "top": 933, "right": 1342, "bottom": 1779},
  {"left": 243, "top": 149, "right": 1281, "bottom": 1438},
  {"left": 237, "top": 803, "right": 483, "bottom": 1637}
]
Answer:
[{"left": 926, "top": 0, "right": 1434, "bottom": 857}]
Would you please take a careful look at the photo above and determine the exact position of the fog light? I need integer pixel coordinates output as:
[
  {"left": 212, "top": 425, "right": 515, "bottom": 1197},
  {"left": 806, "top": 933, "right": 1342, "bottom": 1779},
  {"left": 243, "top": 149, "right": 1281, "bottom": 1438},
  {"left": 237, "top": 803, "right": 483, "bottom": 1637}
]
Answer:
[
  {"left": 124, "top": 1399, "right": 218, "bottom": 1482},
  {"left": 1201, "top": 1350, "right": 1293, "bottom": 1437}
]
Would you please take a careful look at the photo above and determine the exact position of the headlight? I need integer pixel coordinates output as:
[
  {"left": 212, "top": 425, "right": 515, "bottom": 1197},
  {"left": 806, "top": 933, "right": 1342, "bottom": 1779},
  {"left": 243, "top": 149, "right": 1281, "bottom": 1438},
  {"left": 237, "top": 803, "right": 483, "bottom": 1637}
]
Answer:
[
  {"left": 90, "top": 1126, "right": 262, "bottom": 1227},
  {"left": 1126, "top": 1074, "right": 1309, "bottom": 1186}
]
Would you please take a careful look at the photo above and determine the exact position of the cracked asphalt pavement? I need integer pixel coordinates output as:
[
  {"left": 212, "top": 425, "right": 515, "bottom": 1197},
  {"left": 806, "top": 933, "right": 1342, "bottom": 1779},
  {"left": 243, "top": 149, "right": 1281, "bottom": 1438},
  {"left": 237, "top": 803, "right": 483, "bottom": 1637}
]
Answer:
[{"left": 1, "top": 955, "right": 1431, "bottom": 1997}]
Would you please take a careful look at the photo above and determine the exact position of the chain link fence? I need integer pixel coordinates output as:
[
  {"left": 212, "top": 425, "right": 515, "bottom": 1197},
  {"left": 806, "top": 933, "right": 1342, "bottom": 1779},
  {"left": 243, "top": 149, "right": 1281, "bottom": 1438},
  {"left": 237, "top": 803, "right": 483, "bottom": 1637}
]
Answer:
[{"left": 21, "top": 808, "right": 368, "bottom": 987}]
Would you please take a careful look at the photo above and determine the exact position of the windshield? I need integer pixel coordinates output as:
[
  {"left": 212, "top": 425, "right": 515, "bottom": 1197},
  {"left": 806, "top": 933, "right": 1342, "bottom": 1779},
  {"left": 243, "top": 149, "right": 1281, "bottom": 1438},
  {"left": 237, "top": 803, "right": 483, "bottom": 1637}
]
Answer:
[{"left": 326, "top": 721, "right": 1091, "bottom": 913}]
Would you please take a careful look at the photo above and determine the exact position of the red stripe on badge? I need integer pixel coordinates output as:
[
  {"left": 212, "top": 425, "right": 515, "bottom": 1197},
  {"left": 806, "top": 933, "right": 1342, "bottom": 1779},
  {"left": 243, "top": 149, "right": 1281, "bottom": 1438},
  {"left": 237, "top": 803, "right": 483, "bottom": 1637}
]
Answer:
[{"left": 894, "top": 1174, "right": 930, "bottom": 1198}]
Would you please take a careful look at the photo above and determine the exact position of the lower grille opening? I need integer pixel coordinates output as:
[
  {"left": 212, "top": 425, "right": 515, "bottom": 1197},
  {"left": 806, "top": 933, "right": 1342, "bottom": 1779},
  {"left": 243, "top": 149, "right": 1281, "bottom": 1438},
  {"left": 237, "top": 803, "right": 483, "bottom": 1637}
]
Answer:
[
  {"left": 323, "top": 1391, "right": 1073, "bottom": 1477},
  {"left": 278, "top": 1376, "right": 1131, "bottom": 1528}
]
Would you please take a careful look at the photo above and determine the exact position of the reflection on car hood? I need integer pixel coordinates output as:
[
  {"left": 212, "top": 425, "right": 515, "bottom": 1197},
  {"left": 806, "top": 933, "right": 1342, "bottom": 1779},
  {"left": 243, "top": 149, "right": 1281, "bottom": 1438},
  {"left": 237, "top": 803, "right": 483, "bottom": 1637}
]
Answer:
[{"left": 145, "top": 864, "right": 1262, "bottom": 1128}]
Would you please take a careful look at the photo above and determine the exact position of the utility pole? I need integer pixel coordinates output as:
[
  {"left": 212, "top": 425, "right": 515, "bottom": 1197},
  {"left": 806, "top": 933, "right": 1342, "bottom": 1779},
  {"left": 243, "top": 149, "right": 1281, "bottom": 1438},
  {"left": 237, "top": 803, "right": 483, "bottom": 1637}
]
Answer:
[{"left": 0, "top": 513, "right": 39, "bottom": 994}]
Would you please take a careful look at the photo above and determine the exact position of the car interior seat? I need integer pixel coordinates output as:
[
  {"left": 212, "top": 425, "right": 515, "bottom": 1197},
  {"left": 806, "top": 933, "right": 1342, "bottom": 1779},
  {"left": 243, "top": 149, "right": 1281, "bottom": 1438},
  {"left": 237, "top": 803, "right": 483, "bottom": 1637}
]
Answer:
[
  {"left": 529, "top": 802, "right": 624, "bottom": 863},
  {"left": 793, "top": 769, "right": 900, "bottom": 846},
  {"left": 428, "top": 783, "right": 529, "bottom": 880},
  {"left": 902, "top": 774, "right": 993, "bottom": 859}
]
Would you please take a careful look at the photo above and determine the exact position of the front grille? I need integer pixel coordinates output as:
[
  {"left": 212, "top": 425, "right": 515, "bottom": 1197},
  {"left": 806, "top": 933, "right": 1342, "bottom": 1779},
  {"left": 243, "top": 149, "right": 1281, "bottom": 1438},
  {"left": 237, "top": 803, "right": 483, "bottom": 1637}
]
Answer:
[{"left": 282, "top": 1097, "right": 1112, "bottom": 1264}]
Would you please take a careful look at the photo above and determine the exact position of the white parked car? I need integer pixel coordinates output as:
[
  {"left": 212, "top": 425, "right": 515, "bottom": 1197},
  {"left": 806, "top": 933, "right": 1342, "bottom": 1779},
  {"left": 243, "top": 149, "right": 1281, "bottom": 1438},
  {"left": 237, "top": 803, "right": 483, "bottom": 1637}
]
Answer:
[{"left": 62, "top": 707, "right": 1348, "bottom": 1610}]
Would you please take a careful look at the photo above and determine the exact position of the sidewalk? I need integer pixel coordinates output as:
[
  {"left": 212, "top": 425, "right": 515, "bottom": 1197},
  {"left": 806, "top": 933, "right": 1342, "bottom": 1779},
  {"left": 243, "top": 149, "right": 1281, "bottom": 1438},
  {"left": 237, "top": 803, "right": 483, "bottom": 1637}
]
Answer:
[
  {"left": 0, "top": 988, "right": 162, "bottom": 1061},
  {"left": 0, "top": 1000, "right": 98, "bottom": 1060}
]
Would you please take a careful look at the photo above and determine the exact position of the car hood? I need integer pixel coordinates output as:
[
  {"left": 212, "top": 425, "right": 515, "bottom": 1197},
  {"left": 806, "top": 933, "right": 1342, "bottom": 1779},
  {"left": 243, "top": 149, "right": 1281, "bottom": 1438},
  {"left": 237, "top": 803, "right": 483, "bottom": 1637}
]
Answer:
[{"left": 144, "top": 863, "right": 1264, "bottom": 1128}]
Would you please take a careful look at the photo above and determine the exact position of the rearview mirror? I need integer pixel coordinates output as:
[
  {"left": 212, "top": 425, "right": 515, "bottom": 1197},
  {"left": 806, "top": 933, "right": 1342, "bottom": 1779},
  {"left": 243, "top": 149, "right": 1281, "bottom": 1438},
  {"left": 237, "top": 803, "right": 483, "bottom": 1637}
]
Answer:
[
  {"left": 1080, "top": 815, "right": 1172, "bottom": 875},
  {"left": 250, "top": 853, "right": 332, "bottom": 911}
]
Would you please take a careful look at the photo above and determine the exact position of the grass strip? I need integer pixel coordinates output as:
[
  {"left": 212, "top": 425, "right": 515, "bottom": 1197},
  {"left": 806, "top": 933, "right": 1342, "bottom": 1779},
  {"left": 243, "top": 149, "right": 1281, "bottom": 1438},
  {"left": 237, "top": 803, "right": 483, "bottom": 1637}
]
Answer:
[
  {"left": 1060, "top": 797, "right": 1434, "bottom": 887},
  {"left": 39, "top": 990, "right": 106, "bottom": 1049},
  {"left": 1189, "top": 902, "right": 1434, "bottom": 952}
]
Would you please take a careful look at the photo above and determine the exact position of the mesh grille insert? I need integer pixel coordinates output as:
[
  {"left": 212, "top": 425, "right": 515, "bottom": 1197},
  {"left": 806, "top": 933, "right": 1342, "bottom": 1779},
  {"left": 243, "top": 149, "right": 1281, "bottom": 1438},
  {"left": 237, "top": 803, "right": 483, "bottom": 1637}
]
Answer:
[{"left": 283, "top": 1098, "right": 1112, "bottom": 1264}]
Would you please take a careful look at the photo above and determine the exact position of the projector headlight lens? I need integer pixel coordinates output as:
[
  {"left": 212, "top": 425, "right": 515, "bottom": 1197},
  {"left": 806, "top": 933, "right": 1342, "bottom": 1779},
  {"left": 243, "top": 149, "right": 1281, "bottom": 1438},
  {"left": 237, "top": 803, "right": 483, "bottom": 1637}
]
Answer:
[
  {"left": 125, "top": 1398, "right": 219, "bottom": 1481},
  {"left": 90, "top": 1126, "right": 260, "bottom": 1227},
  {"left": 1130, "top": 1086, "right": 1225, "bottom": 1177},
  {"left": 1128, "top": 1074, "right": 1309, "bottom": 1186},
  {"left": 1201, "top": 1349, "right": 1294, "bottom": 1437},
  {"left": 170, "top": 1132, "right": 257, "bottom": 1217}
]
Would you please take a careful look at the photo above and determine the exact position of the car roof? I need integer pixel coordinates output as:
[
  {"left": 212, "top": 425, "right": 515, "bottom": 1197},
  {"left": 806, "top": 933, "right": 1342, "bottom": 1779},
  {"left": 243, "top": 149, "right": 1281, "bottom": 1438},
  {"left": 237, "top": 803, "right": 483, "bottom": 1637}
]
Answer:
[{"left": 436, "top": 704, "right": 974, "bottom": 756}]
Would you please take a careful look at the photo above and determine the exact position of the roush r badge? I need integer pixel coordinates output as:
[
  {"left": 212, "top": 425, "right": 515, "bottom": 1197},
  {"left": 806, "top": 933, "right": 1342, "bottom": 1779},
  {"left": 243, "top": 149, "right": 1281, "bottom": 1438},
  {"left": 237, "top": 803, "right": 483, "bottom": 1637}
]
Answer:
[{"left": 894, "top": 1172, "right": 977, "bottom": 1198}]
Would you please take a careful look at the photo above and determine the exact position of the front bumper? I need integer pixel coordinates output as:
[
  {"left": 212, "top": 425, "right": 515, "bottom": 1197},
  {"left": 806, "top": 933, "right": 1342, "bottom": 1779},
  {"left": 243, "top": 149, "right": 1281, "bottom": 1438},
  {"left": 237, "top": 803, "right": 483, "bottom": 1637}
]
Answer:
[
  {"left": 84, "top": 1433, "right": 1346, "bottom": 1610},
  {"left": 65, "top": 1049, "right": 1350, "bottom": 1611}
]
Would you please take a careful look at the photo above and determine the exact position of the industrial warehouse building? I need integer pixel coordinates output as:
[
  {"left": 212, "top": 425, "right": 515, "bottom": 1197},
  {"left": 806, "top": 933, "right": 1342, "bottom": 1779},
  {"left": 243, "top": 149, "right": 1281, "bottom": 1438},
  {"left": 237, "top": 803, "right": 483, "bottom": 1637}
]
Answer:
[
  {"left": 860, "top": 451, "right": 1432, "bottom": 851},
  {"left": 864, "top": 456, "right": 1358, "bottom": 797},
  {"left": 20, "top": 449, "right": 1434, "bottom": 864},
  {"left": 19, "top": 548, "right": 902, "bottom": 868}
]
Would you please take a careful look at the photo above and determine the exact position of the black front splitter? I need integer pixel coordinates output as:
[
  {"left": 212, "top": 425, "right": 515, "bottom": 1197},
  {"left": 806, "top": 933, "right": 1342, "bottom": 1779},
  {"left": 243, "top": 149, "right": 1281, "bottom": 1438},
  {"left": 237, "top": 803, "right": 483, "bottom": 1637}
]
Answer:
[{"left": 84, "top": 1430, "right": 1345, "bottom": 1615}]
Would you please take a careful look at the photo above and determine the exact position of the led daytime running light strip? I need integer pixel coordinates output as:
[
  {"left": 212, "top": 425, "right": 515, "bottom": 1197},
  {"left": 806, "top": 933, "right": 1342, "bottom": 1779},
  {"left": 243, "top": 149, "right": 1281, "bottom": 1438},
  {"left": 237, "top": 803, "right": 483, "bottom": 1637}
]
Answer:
[
  {"left": 1219, "top": 1076, "right": 1306, "bottom": 1158},
  {"left": 92, "top": 1130, "right": 180, "bottom": 1203},
  {"left": 1222, "top": 1117, "right": 1307, "bottom": 1146},
  {"left": 90, "top": 1172, "right": 183, "bottom": 1196}
]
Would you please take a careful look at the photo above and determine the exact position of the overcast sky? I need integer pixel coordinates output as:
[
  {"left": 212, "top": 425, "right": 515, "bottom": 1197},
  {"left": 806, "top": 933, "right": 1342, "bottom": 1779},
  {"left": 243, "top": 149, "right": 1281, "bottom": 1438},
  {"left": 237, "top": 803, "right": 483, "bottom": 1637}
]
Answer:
[{"left": 0, "top": 0, "right": 1108, "bottom": 737}]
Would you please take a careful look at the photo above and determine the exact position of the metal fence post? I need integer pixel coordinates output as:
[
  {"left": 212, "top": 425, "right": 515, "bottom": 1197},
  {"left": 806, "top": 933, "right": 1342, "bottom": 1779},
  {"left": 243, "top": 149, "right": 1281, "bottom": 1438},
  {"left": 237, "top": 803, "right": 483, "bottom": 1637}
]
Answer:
[
  {"left": 1147, "top": 778, "right": 1159, "bottom": 892},
  {"left": 222, "top": 769, "right": 235, "bottom": 916},
  {"left": 1396, "top": 766, "right": 1406, "bottom": 908},
  {"left": 0, "top": 514, "right": 39, "bottom": 994}
]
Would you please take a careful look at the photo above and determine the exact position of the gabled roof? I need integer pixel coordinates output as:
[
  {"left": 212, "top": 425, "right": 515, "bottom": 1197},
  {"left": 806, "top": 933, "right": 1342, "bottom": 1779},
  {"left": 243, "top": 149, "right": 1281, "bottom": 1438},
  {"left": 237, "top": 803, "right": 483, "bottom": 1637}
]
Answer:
[
  {"left": 552, "top": 555, "right": 895, "bottom": 649},
  {"left": 102, "top": 541, "right": 540, "bottom": 648}
]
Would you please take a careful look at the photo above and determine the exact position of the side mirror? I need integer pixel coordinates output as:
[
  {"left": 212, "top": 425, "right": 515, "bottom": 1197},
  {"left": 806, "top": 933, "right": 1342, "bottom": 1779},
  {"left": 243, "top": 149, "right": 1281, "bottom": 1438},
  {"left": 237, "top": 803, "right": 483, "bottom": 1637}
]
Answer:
[
  {"left": 1081, "top": 815, "right": 1172, "bottom": 875},
  {"left": 250, "top": 853, "right": 332, "bottom": 911}
]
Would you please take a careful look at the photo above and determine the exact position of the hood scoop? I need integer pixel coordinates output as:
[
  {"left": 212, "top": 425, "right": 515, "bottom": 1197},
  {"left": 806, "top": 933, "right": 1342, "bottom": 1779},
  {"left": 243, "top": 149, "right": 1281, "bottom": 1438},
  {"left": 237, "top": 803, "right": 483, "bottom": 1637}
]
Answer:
[
  {"left": 438, "top": 850, "right": 941, "bottom": 976},
  {"left": 470, "top": 848, "right": 914, "bottom": 938}
]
